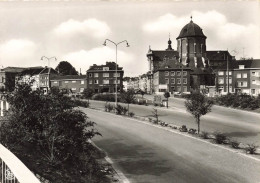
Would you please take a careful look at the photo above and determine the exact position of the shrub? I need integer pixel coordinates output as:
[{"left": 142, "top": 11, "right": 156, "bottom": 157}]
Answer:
[
  {"left": 93, "top": 93, "right": 121, "bottom": 102},
  {"left": 230, "top": 140, "right": 240, "bottom": 149},
  {"left": 200, "top": 131, "right": 209, "bottom": 139},
  {"left": 245, "top": 144, "right": 258, "bottom": 154},
  {"left": 148, "top": 117, "right": 153, "bottom": 122},
  {"left": 214, "top": 132, "right": 228, "bottom": 144},
  {"left": 122, "top": 106, "right": 128, "bottom": 115},
  {"left": 104, "top": 103, "right": 114, "bottom": 112},
  {"left": 179, "top": 125, "right": 188, "bottom": 132},
  {"left": 73, "top": 99, "right": 90, "bottom": 108},
  {"left": 129, "top": 112, "right": 135, "bottom": 117},
  {"left": 154, "top": 103, "right": 158, "bottom": 107},
  {"left": 115, "top": 104, "right": 124, "bottom": 115},
  {"left": 188, "top": 128, "right": 197, "bottom": 134}
]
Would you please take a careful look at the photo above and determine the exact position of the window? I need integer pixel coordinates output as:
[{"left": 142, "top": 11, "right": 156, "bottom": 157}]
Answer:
[
  {"left": 89, "top": 80, "right": 92, "bottom": 84},
  {"left": 236, "top": 73, "right": 241, "bottom": 78},
  {"left": 171, "top": 71, "right": 175, "bottom": 76},
  {"left": 218, "top": 71, "right": 224, "bottom": 75},
  {"left": 89, "top": 73, "right": 93, "bottom": 77},
  {"left": 81, "top": 80, "right": 84, "bottom": 84},
  {"left": 239, "top": 65, "right": 245, "bottom": 69},
  {"left": 71, "top": 88, "right": 76, "bottom": 91},
  {"left": 177, "top": 71, "right": 181, "bottom": 76},
  {"left": 252, "top": 80, "right": 256, "bottom": 84},
  {"left": 103, "top": 73, "right": 109, "bottom": 77},
  {"left": 80, "top": 88, "right": 84, "bottom": 92},
  {"left": 103, "top": 67, "right": 109, "bottom": 71},
  {"left": 113, "top": 73, "right": 120, "bottom": 77},
  {"left": 183, "top": 78, "right": 187, "bottom": 84},
  {"left": 165, "top": 78, "right": 169, "bottom": 84},
  {"left": 177, "top": 78, "right": 181, "bottom": 84},
  {"left": 65, "top": 81, "right": 69, "bottom": 83},
  {"left": 194, "top": 43, "right": 196, "bottom": 53},
  {"left": 113, "top": 80, "right": 120, "bottom": 84},
  {"left": 242, "top": 73, "right": 247, "bottom": 78},
  {"left": 165, "top": 71, "right": 169, "bottom": 76},
  {"left": 103, "top": 80, "right": 109, "bottom": 84},
  {"left": 237, "top": 81, "right": 247, "bottom": 87},
  {"left": 183, "top": 71, "right": 187, "bottom": 76},
  {"left": 171, "top": 78, "right": 175, "bottom": 84},
  {"left": 94, "top": 73, "right": 99, "bottom": 78},
  {"left": 252, "top": 72, "right": 256, "bottom": 76},
  {"left": 53, "top": 81, "right": 58, "bottom": 84},
  {"left": 226, "top": 77, "right": 232, "bottom": 84},
  {"left": 218, "top": 78, "right": 224, "bottom": 84},
  {"left": 251, "top": 89, "right": 256, "bottom": 94},
  {"left": 94, "top": 80, "right": 99, "bottom": 84},
  {"left": 72, "top": 80, "right": 76, "bottom": 83},
  {"left": 226, "top": 71, "right": 232, "bottom": 75}
]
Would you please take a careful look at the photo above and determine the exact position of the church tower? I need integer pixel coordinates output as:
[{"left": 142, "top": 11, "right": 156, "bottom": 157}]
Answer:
[{"left": 176, "top": 17, "right": 208, "bottom": 68}]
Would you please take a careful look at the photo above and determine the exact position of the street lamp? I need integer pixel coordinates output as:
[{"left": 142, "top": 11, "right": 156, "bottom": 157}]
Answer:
[
  {"left": 41, "top": 56, "right": 57, "bottom": 92},
  {"left": 103, "top": 39, "right": 130, "bottom": 108}
]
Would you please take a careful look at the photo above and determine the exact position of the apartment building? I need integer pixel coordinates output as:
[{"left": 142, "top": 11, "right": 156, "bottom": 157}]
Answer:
[{"left": 86, "top": 62, "right": 124, "bottom": 93}]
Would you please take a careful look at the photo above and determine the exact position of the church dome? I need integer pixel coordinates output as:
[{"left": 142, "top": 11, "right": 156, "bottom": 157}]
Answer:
[{"left": 177, "top": 20, "right": 206, "bottom": 39}]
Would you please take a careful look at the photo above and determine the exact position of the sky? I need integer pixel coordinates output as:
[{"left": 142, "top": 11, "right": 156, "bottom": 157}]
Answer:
[{"left": 0, "top": 1, "right": 259, "bottom": 76}]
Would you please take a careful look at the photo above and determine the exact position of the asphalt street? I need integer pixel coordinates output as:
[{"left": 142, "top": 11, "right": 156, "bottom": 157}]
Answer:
[
  {"left": 81, "top": 108, "right": 260, "bottom": 183},
  {"left": 88, "top": 98, "right": 260, "bottom": 145}
]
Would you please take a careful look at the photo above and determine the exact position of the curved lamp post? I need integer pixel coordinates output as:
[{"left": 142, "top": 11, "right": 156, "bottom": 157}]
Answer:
[{"left": 103, "top": 39, "right": 129, "bottom": 108}]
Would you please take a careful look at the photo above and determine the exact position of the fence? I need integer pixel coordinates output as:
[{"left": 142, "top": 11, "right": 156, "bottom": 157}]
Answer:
[{"left": 0, "top": 144, "right": 40, "bottom": 183}]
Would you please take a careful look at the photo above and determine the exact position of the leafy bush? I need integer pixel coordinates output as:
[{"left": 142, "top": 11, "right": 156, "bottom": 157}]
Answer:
[
  {"left": 115, "top": 104, "right": 124, "bottom": 115},
  {"left": 129, "top": 112, "right": 135, "bottom": 117},
  {"left": 214, "top": 132, "right": 228, "bottom": 144},
  {"left": 122, "top": 106, "right": 128, "bottom": 115},
  {"left": 188, "top": 128, "right": 197, "bottom": 134},
  {"left": 230, "top": 140, "right": 240, "bottom": 149},
  {"left": 104, "top": 103, "right": 114, "bottom": 112},
  {"left": 245, "top": 144, "right": 258, "bottom": 154},
  {"left": 73, "top": 99, "right": 90, "bottom": 108},
  {"left": 179, "top": 125, "right": 188, "bottom": 132},
  {"left": 200, "top": 131, "right": 209, "bottom": 139},
  {"left": 93, "top": 93, "right": 121, "bottom": 102}
]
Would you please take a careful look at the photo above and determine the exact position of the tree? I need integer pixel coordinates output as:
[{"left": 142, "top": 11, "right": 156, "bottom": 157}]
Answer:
[
  {"left": 55, "top": 61, "right": 78, "bottom": 75},
  {"left": 83, "top": 88, "right": 95, "bottom": 103},
  {"left": 185, "top": 92, "right": 213, "bottom": 134},
  {"left": 0, "top": 83, "right": 104, "bottom": 182},
  {"left": 121, "top": 88, "right": 136, "bottom": 116},
  {"left": 164, "top": 91, "right": 170, "bottom": 108}
]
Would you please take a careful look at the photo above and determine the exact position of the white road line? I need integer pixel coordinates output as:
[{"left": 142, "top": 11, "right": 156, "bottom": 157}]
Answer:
[{"left": 86, "top": 108, "right": 260, "bottom": 163}]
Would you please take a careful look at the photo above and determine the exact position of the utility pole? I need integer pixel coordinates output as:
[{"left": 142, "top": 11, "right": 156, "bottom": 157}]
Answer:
[{"left": 227, "top": 51, "right": 229, "bottom": 94}]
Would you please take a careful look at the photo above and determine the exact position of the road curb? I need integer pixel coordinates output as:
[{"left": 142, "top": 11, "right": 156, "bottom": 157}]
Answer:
[{"left": 85, "top": 107, "right": 260, "bottom": 163}]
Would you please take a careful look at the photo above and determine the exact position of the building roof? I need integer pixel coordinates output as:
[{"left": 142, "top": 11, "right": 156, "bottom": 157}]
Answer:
[
  {"left": 216, "top": 59, "right": 260, "bottom": 70},
  {"left": 50, "top": 75, "right": 86, "bottom": 80},
  {"left": 206, "top": 51, "right": 232, "bottom": 61},
  {"left": 1, "top": 67, "right": 26, "bottom": 73},
  {"left": 147, "top": 50, "right": 179, "bottom": 61},
  {"left": 177, "top": 20, "right": 206, "bottom": 39},
  {"left": 19, "top": 67, "right": 44, "bottom": 76},
  {"left": 88, "top": 61, "right": 123, "bottom": 71}
]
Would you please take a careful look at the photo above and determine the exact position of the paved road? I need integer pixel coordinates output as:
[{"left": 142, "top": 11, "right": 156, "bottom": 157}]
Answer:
[
  {"left": 88, "top": 98, "right": 260, "bottom": 145},
  {"left": 81, "top": 108, "right": 260, "bottom": 183}
]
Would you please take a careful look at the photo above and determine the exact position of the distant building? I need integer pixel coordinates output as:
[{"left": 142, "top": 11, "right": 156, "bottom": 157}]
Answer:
[
  {"left": 86, "top": 62, "right": 124, "bottom": 93},
  {"left": 215, "top": 59, "right": 260, "bottom": 95},
  {"left": 0, "top": 67, "right": 26, "bottom": 92},
  {"left": 17, "top": 67, "right": 57, "bottom": 94},
  {"left": 50, "top": 75, "right": 87, "bottom": 94}
]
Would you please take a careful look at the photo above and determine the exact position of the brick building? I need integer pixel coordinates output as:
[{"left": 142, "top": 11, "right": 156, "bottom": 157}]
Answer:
[
  {"left": 50, "top": 75, "right": 87, "bottom": 94},
  {"left": 87, "top": 62, "right": 124, "bottom": 93},
  {"left": 215, "top": 59, "right": 260, "bottom": 95}
]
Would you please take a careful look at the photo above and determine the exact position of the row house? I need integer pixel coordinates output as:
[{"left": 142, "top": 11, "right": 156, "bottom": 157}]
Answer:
[
  {"left": 50, "top": 75, "right": 87, "bottom": 94},
  {"left": 216, "top": 59, "right": 260, "bottom": 96},
  {"left": 87, "top": 62, "right": 124, "bottom": 93},
  {"left": 17, "top": 67, "right": 57, "bottom": 94}
]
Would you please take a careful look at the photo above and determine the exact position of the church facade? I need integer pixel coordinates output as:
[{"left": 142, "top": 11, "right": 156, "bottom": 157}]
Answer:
[{"left": 147, "top": 18, "right": 231, "bottom": 94}]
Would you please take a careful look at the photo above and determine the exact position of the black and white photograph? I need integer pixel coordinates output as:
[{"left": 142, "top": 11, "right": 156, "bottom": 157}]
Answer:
[{"left": 0, "top": 0, "right": 259, "bottom": 182}]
